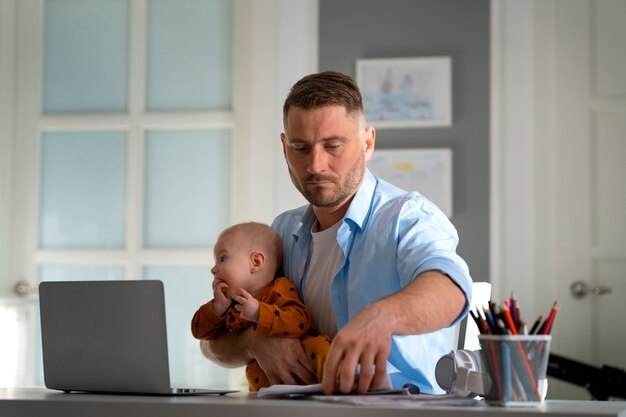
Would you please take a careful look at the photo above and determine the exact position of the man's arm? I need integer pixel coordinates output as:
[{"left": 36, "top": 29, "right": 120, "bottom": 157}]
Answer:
[
  {"left": 200, "top": 325, "right": 318, "bottom": 385},
  {"left": 199, "top": 328, "right": 252, "bottom": 368},
  {"left": 321, "top": 270, "right": 466, "bottom": 394}
]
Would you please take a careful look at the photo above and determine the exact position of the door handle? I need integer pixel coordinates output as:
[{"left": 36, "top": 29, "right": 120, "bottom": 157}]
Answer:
[
  {"left": 570, "top": 281, "right": 613, "bottom": 299},
  {"left": 13, "top": 280, "right": 38, "bottom": 297}
]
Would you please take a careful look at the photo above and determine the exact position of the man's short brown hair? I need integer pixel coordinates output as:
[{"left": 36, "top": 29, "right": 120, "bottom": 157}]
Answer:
[{"left": 282, "top": 71, "right": 363, "bottom": 123}]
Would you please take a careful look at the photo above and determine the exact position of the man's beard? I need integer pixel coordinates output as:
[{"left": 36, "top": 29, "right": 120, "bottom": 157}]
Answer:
[{"left": 288, "top": 153, "right": 365, "bottom": 208}]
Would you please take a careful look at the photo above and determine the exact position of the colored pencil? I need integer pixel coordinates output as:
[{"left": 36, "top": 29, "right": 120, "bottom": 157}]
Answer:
[
  {"left": 474, "top": 292, "right": 559, "bottom": 402},
  {"left": 501, "top": 306, "right": 518, "bottom": 335},
  {"left": 541, "top": 302, "right": 560, "bottom": 335},
  {"left": 510, "top": 291, "right": 519, "bottom": 329},
  {"left": 529, "top": 315, "right": 543, "bottom": 335}
]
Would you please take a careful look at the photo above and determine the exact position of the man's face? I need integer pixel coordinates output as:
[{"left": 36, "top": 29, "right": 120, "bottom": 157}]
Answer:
[{"left": 281, "top": 105, "right": 375, "bottom": 209}]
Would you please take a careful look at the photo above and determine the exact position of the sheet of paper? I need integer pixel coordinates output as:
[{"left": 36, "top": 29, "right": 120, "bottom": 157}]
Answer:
[
  {"left": 256, "top": 383, "right": 409, "bottom": 398},
  {"left": 256, "top": 383, "right": 325, "bottom": 398},
  {"left": 310, "top": 394, "right": 482, "bottom": 407}
]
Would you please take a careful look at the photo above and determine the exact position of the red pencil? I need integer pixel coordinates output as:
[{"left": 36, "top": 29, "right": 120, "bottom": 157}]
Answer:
[
  {"left": 541, "top": 302, "right": 560, "bottom": 335},
  {"left": 510, "top": 291, "right": 519, "bottom": 328}
]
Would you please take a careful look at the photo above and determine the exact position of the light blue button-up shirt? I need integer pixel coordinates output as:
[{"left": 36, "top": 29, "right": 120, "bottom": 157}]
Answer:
[{"left": 272, "top": 169, "right": 472, "bottom": 393}]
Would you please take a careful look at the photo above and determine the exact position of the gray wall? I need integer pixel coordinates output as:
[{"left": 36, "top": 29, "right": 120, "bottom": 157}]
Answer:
[{"left": 319, "top": 0, "right": 490, "bottom": 282}]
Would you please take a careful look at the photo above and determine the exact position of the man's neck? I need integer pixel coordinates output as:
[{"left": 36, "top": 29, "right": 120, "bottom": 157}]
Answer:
[{"left": 312, "top": 197, "right": 353, "bottom": 231}]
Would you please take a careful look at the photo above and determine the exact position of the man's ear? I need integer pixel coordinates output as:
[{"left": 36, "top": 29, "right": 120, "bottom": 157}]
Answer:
[
  {"left": 280, "top": 133, "right": 287, "bottom": 159},
  {"left": 249, "top": 251, "right": 265, "bottom": 273},
  {"left": 363, "top": 126, "right": 376, "bottom": 161}
]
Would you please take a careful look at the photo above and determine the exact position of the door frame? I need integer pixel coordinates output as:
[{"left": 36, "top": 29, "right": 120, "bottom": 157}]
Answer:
[
  {"left": 0, "top": 0, "right": 16, "bottom": 296},
  {"left": 490, "top": 0, "right": 542, "bottom": 312}
]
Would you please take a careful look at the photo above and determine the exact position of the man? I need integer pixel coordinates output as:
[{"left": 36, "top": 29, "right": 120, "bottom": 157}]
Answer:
[{"left": 201, "top": 71, "right": 472, "bottom": 395}]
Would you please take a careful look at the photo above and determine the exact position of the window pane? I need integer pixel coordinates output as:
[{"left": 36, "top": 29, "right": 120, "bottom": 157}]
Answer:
[
  {"left": 43, "top": 0, "right": 128, "bottom": 113},
  {"left": 40, "top": 132, "right": 127, "bottom": 248},
  {"left": 143, "top": 266, "right": 234, "bottom": 388},
  {"left": 146, "top": 0, "right": 232, "bottom": 111},
  {"left": 38, "top": 265, "right": 125, "bottom": 282},
  {"left": 144, "top": 129, "right": 230, "bottom": 248}
]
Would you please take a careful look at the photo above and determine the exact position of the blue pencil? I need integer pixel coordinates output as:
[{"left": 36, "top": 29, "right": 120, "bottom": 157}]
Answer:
[{"left": 502, "top": 342, "right": 512, "bottom": 402}]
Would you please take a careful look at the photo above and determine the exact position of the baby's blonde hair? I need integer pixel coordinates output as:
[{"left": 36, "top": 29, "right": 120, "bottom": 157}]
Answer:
[{"left": 219, "top": 222, "right": 283, "bottom": 275}]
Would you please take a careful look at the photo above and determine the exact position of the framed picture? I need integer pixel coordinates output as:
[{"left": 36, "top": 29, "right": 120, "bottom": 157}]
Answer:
[
  {"left": 368, "top": 148, "right": 453, "bottom": 217},
  {"left": 356, "top": 57, "right": 452, "bottom": 129}
]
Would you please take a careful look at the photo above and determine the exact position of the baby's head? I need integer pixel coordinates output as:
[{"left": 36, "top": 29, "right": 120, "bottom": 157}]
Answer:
[{"left": 211, "top": 222, "right": 283, "bottom": 296}]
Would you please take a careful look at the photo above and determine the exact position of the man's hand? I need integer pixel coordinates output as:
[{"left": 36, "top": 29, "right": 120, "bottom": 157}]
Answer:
[
  {"left": 321, "top": 271, "right": 465, "bottom": 395},
  {"left": 250, "top": 332, "right": 317, "bottom": 386},
  {"left": 232, "top": 288, "right": 259, "bottom": 322},
  {"left": 321, "top": 302, "right": 391, "bottom": 394}
]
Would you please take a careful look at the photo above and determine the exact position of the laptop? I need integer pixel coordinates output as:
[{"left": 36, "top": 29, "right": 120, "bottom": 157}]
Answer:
[{"left": 39, "top": 279, "right": 238, "bottom": 395}]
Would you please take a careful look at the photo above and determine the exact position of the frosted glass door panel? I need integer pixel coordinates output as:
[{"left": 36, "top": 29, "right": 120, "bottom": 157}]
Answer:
[
  {"left": 43, "top": 0, "right": 129, "bottom": 113},
  {"left": 144, "top": 130, "right": 230, "bottom": 248},
  {"left": 39, "top": 132, "right": 127, "bottom": 248},
  {"left": 146, "top": 0, "right": 232, "bottom": 111},
  {"left": 143, "top": 267, "right": 232, "bottom": 388},
  {"left": 38, "top": 265, "right": 125, "bottom": 282}
]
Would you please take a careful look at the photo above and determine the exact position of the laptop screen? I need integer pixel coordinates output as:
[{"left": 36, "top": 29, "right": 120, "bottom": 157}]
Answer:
[{"left": 39, "top": 280, "right": 175, "bottom": 394}]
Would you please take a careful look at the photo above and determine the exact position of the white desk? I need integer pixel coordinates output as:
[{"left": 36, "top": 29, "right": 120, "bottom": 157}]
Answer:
[{"left": 1, "top": 388, "right": 626, "bottom": 417}]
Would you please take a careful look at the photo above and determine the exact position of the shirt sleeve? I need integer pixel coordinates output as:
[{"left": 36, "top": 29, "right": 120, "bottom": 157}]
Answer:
[
  {"left": 190, "top": 300, "right": 227, "bottom": 340},
  {"left": 396, "top": 195, "right": 473, "bottom": 324},
  {"left": 254, "top": 278, "right": 311, "bottom": 337}
]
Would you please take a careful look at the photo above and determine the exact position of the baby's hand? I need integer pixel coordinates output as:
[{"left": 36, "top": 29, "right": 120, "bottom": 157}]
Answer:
[
  {"left": 232, "top": 288, "right": 259, "bottom": 323},
  {"left": 211, "top": 280, "right": 231, "bottom": 316}
]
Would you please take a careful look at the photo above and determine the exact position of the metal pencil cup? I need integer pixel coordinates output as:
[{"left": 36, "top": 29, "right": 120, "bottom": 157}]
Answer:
[{"left": 478, "top": 335, "right": 551, "bottom": 406}]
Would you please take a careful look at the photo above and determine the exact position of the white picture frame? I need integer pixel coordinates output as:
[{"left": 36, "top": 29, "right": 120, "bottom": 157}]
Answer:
[
  {"left": 356, "top": 57, "right": 452, "bottom": 129},
  {"left": 368, "top": 148, "right": 453, "bottom": 217}
]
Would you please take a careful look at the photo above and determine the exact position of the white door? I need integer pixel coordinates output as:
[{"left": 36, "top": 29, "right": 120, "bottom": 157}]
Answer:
[
  {"left": 2, "top": 0, "right": 242, "bottom": 389},
  {"left": 534, "top": 0, "right": 626, "bottom": 400}
]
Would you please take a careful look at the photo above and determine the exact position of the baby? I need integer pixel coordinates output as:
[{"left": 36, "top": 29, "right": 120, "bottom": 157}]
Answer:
[{"left": 191, "top": 222, "right": 330, "bottom": 391}]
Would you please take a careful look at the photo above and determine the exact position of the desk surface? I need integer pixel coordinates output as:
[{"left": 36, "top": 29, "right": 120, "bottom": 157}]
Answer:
[{"left": 1, "top": 388, "right": 626, "bottom": 417}]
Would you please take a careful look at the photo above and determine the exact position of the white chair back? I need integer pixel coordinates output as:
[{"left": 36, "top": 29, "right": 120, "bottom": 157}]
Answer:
[{"left": 454, "top": 282, "right": 492, "bottom": 350}]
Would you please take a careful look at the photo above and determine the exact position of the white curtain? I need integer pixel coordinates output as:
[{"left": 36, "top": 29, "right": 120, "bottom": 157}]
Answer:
[{"left": 0, "top": 298, "right": 37, "bottom": 387}]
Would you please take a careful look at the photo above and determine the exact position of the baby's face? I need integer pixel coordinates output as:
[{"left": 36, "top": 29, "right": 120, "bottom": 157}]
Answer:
[{"left": 210, "top": 232, "right": 254, "bottom": 298}]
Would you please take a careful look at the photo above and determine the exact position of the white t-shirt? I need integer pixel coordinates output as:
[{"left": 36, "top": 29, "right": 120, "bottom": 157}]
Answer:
[{"left": 302, "top": 220, "right": 342, "bottom": 337}]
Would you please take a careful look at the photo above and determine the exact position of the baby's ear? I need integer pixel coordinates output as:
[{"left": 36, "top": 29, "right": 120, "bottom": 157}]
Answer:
[{"left": 249, "top": 251, "right": 265, "bottom": 273}]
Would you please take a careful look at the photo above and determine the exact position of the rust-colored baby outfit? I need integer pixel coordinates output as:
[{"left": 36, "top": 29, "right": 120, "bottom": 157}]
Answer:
[{"left": 191, "top": 277, "right": 331, "bottom": 391}]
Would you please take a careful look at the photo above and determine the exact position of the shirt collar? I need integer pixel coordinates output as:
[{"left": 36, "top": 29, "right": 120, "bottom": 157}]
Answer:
[{"left": 344, "top": 168, "right": 377, "bottom": 231}]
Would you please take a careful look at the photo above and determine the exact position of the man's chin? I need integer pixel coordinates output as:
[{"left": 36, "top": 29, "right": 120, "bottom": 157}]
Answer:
[
  {"left": 302, "top": 189, "right": 333, "bottom": 205},
  {"left": 307, "top": 194, "right": 347, "bottom": 209}
]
